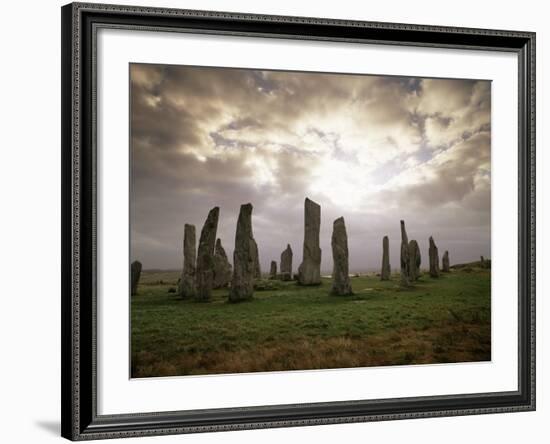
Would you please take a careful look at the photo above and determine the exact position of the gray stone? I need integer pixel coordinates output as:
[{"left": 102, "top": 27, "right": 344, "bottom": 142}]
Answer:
[
  {"left": 442, "top": 250, "right": 450, "bottom": 272},
  {"left": 131, "top": 260, "right": 142, "bottom": 296},
  {"left": 414, "top": 242, "right": 422, "bottom": 279},
  {"left": 269, "top": 261, "right": 277, "bottom": 279},
  {"left": 213, "top": 238, "right": 232, "bottom": 289},
  {"left": 195, "top": 207, "right": 220, "bottom": 301},
  {"left": 229, "top": 203, "right": 256, "bottom": 302},
  {"left": 429, "top": 236, "right": 440, "bottom": 278},
  {"left": 400, "top": 220, "right": 410, "bottom": 287},
  {"left": 178, "top": 224, "right": 196, "bottom": 299},
  {"left": 330, "top": 217, "right": 353, "bottom": 296},
  {"left": 380, "top": 236, "right": 391, "bottom": 281},
  {"left": 479, "top": 255, "right": 492, "bottom": 269},
  {"left": 408, "top": 239, "right": 421, "bottom": 281},
  {"left": 252, "top": 238, "right": 261, "bottom": 279},
  {"left": 298, "top": 197, "right": 322, "bottom": 285},
  {"left": 280, "top": 244, "right": 293, "bottom": 281}
]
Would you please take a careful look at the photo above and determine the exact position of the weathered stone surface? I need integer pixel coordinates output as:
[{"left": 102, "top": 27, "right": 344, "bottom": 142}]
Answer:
[
  {"left": 229, "top": 203, "right": 256, "bottom": 302},
  {"left": 252, "top": 238, "right": 261, "bottom": 279},
  {"left": 400, "top": 220, "right": 410, "bottom": 287},
  {"left": 429, "top": 236, "right": 440, "bottom": 278},
  {"left": 330, "top": 217, "right": 353, "bottom": 296},
  {"left": 280, "top": 244, "right": 293, "bottom": 281},
  {"left": 131, "top": 260, "right": 142, "bottom": 296},
  {"left": 380, "top": 236, "right": 391, "bottom": 281},
  {"left": 414, "top": 242, "right": 422, "bottom": 279},
  {"left": 212, "top": 238, "right": 232, "bottom": 289},
  {"left": 298, "top": 198, "right": 322, "bottom": 285},
  {"left": 442, "top": 250, "right": 450, "bottom": 272},
  {"left": 178, "top": 224, "right": 196, "bottom": 299},
  {"left": 408, "top": 239, "right": 421, "bottom": 281},
  {"left": 195, "top": 207, "right": 220, "bottom": 301},
  {"left": 269, "top": 261, "right": 277, "bottom": 279}
]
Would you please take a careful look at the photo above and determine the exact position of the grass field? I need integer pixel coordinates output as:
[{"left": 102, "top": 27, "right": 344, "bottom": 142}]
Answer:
[{"left": 131, "top": 268, "right": 491, "bottom": 378}]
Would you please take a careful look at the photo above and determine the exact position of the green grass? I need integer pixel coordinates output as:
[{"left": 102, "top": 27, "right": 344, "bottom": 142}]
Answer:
[{"left": 131, "top": 268, "right": 491, "bottom": 377}]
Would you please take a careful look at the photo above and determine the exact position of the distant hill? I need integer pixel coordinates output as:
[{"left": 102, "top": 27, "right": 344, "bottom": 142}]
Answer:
[{"left": 450, "top": 259, "right": 491, "bottom": 270}]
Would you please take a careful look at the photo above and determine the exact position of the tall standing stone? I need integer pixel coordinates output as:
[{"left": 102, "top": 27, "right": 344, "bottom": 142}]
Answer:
[
  {"left": 480, "top": 256, "right": 485, "bottom": 268},
  {"left": 330, "top": 217, "right": 353, "bottom": 296},
  {"left": 415, "top": 242, "right": 422, "bottom": 279},
  {"left": 229, "top": 203, "right": 256, "bottom": 302},
  {"left": 280, "top": 244, "right": 293, "bottom": 281},
  {"left": 195, "top": 207, "right": 219, "bottom": 301},
  {"left": 429, "top": 236, "right": 440, "bottom": 278},
  {"left": 408, "top": 239, "right": 421, "bottom": 281},
  {"left": 442, "top": 250, "right": 450, "bottom": 272},
  {"left": 178, "top": 224, "right": 196, "bottom": 298},
  {"left": 400, "top": 220, "right": 410, "bottom": 287},
  {"left": 252, "top": 239, "right": 261, "bottom": 279},
  {"left": 212, "top": 238, "right": 232, "bottom": 289},
  {"left": 380, "top": 236, "right": 391, "bottom": 281},
  {"left": 131, "top": 260, "right": 142, "bottom": 296},
  {"left": 269, "top": 261, "right": 277, "bottom": 279},
  {"left": 298, "top": 197, "right": 322, "bottom": 286}
]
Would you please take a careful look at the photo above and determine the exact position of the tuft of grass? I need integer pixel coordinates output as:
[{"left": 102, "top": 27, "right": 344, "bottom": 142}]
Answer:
[{"left": 131, "top": 269, "right": 491, "bottom": 377}]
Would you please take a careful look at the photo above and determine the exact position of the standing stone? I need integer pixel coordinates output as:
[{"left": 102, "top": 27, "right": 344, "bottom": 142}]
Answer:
[
  {"left": 480, "top": 256, "right": 485, "bottom": 268},
  {"left": 229, "top": 203, "right": 256, "bottom": 302},
  {"left": 408, "top": 239, "right": 421, "bottom": 281},
  {"left": 429, "top": 236, "right": 440, "bottom": 278},
  {"left": 178, "top": 224, "right": 196, "bottom": 298},
  {"left": 400, "top": 220, "right": 410, "bottom": 287},
  {"left": 212, "top": 238, "right": 232, "bottom": 289},
  {"left": 415, "top": 242, "right": 422, "bottom": 279},
  {"left": 269, "top": 261, "right": 277, "bottom": 279},
  {"left": 195, "top": 207, "right": 220, "bottom": 301},
  {"left": 298, "top": 197, "right": 322, "bottom": 285},
  {"left": 330, "top": 217, "right": 353, "bottom": 296},
  {"left": 130, "top": 260, "right": 142, "bottom": 296},
  {"left": 442, "top": 250, "right": 450, "bottom": 272},
  {"left": 380, "top": 236, "right": 391, "bottom": 281},
  {"left": 280, "top": 244, "right": 293, "bottom": 281},
  {"left": 252, "top": 239, "right": 261, "bottom": 279}
]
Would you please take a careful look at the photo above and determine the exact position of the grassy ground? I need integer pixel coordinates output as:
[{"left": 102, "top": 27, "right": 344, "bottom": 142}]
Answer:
[{"left": 131, "top": 268, "right": 491, "bottom": 377}]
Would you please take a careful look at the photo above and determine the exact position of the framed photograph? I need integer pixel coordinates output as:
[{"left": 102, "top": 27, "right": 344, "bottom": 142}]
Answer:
[{"left": 61, "top": 2, "right": 535, "bottom": 440}]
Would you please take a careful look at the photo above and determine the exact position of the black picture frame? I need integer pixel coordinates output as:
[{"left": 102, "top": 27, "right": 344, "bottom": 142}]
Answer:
[{"left": 61, "top": 2, "right": 536, "bottom": 440}]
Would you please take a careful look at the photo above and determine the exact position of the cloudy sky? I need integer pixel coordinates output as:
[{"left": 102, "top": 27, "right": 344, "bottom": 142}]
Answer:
[{"left": 130, "top": 63, "right": 491, "bottom": 273}]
